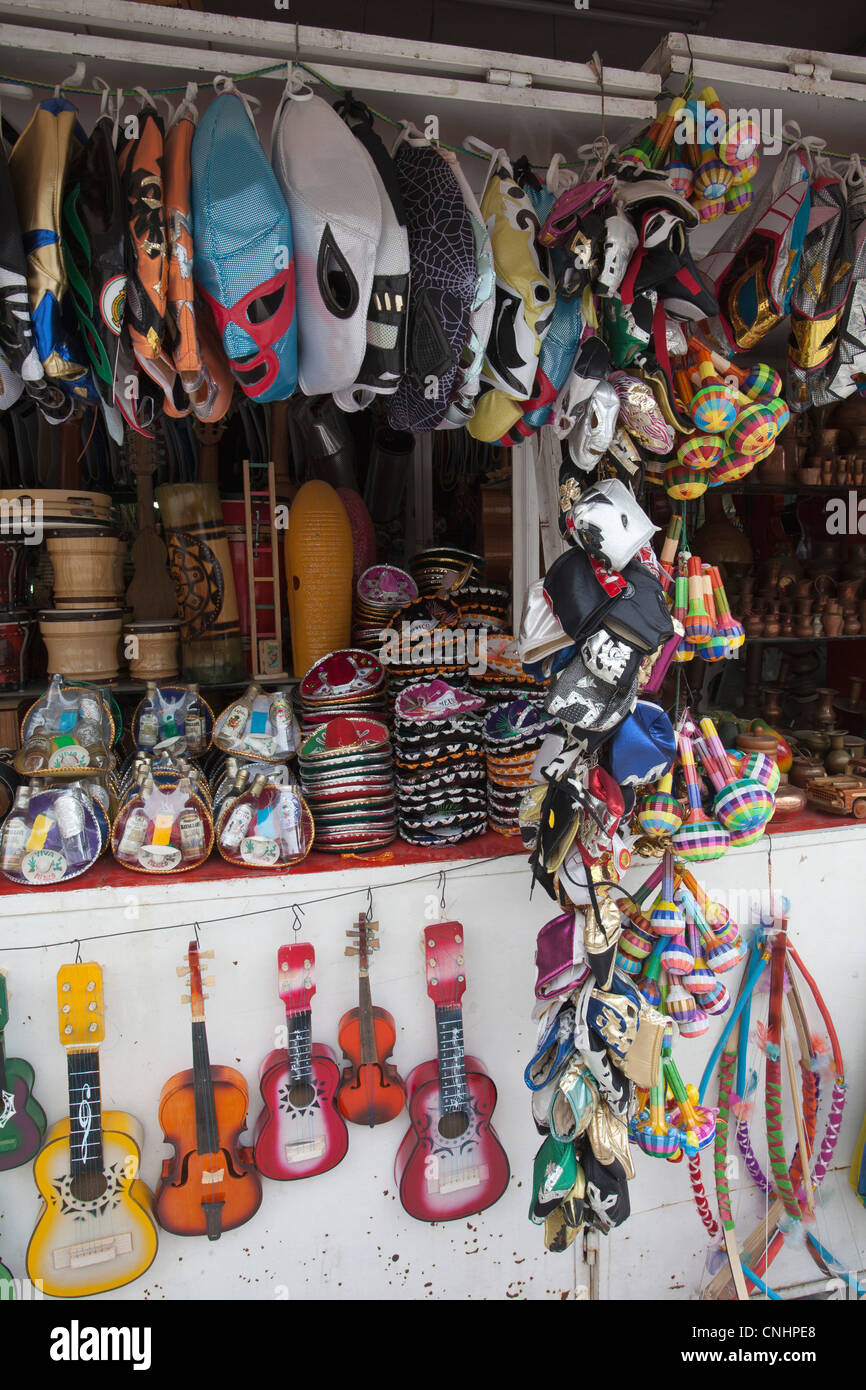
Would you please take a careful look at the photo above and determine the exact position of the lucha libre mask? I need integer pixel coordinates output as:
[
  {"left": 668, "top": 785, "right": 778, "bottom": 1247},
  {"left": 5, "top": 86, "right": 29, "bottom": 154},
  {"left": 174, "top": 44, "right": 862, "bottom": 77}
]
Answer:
[
  {"left": 192, "top": 86, "right": 297, "bottom": 402},
  {"left": 7, "top": 96, "right": 97, "bottom": 408},
  {"left": 562, "top": 478, "right": 658, "bottom": 573}
]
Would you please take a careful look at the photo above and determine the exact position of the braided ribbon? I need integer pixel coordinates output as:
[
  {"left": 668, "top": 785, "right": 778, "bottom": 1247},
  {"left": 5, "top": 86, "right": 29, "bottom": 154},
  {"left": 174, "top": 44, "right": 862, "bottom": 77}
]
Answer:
[{"left": 765, "top": 923, "right": 802, "bottom": 1221}]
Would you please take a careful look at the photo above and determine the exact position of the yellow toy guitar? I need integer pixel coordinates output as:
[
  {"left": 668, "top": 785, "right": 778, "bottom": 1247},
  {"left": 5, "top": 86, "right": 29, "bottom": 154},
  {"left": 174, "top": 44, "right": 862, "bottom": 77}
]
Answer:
[{"left": 26, "top": 962, "right": 158, "bottom": 1298}]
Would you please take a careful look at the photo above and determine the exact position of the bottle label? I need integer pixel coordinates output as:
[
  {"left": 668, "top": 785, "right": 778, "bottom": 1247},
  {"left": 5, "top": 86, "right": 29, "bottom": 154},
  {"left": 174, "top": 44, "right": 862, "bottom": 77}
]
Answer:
[
  {"left": 250, "top": 709, "right": 268, "bottom": 736},
  {"left": 220, "top": 802, "right": 253, "bottom": 849},
  {"left": 270, "top": 694, "right": 290, "bottom": 730},
  {"left": 55, "top": 795, "right": 85, "bottom": 840},
  {"left": 179, "top": 809, "right": 205, "bottom": 858},
  {"left": 139, "top": 713, "right": 159, "bottom": 746},
  {"left": 57, "top": 710, "right": 77, "bottom": 733},
  {"left": 185, "top": 714, "right": 204, "bottom": 748},
  {"left": 221, "top": 703, "right": 250, "bottom": 739},
  {"left": 118, "top": 808, "right": 149, "bottom": 855},
  {"left": 2, "top": 819, "right": 29, "bottom": 869},
  {"left": 238, "top": 734, "right": 277, "bottom": 757}
]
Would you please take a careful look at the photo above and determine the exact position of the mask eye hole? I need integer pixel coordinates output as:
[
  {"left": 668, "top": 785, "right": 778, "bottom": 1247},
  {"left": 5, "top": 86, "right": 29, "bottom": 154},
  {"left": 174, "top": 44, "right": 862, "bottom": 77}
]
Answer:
[
  {"left": 317, "top": 224, "right": 358, "bottom": 320},
  {"left": 246, "top": 286, "right": 285, "bottom": 326},
  {"left": 621, "top": 513, "right": 629, "bottom": 528}
]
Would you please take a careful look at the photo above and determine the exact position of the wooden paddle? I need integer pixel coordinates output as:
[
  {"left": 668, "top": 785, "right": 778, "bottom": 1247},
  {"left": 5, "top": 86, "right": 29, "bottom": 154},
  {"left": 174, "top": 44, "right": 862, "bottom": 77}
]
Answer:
[{"left": 125, "top": 431, "right": 179, "bottom": 621}]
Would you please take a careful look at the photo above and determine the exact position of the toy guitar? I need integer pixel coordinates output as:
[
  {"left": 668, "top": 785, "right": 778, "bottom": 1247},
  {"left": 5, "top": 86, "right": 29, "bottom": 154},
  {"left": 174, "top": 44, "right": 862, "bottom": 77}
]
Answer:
[
  {"left": 0, "top": 969, "right": 47, "bottom": 1172},
  {"left": 337, "top": 916, "right": 406, "bottom": 1127},
  {"left": 253, "top": 942, "right": 348, "bottom": 1180},
  {"left": 395, "top": 922, "right": 510, "bottom": 1222},
  {"left": 26, "top": 962, "right": 158, "bottom": 1297},
  {"left": 154, "top": 942, "right": 262, "bottom": 1240}
]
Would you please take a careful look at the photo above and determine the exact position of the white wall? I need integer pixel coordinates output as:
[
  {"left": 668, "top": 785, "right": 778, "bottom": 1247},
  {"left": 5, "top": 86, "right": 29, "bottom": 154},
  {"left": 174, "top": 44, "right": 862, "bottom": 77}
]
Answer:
[{"left": 1, "top": 823, "right": 864, "bottom": 1301}]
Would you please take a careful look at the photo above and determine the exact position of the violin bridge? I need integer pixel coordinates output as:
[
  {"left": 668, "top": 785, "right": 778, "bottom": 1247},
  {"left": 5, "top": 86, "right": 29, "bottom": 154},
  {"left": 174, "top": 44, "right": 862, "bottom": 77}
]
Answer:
[{"left": 200, "top": 1166, "right": 225, "bottom": 1184}]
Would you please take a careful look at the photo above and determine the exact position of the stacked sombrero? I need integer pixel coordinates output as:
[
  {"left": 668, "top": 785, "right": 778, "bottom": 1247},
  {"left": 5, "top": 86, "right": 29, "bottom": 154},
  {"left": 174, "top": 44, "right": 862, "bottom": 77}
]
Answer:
[
  {"left": 470, "top": 633, "right": 551, "bottom": 706},
  {"left": 352, "top": 564, "right": 418, "bottom": 653},
  {"left": 296, "top": 649, "right": 387, "bottom": 737},
  {"left": 409, "top": 547, "right": 486, "bottom": 597},
  {"left": 379, "top": 595, "right": 471, "bottom": 717},
  {"left": 297, "top": 714, "right": 396, "bottom": 851},
  {"left": 484, "top": 700, "right": 553, "bottom": 836},
  {"left": 393, "top": 680, "right": 487, "bottom": 845}
]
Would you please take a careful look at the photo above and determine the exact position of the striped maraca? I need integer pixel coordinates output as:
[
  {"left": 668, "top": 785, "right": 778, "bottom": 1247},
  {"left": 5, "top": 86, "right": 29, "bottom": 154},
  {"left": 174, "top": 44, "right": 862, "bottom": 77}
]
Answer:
[
  {"left": 679, "top": 881, "right": 744, "bottom": 973},
  {"left": 701, "top": 978, "right": 731, "bottom": 1015},
  {"left": 737, "top": 750, "right": 781, "bottom": 796},
  {"left": 727, "top": 395, "right": 778, "bottom": 457},
  {"left": 677, "top": 432, "right": 725, "bottom": 472},
  {"left": 665, "top": 978, "right": 698, "bottom": 1025},
  {"left": 660, "top": 930, "right": 694, "bottom": 976},
  {"left": 708, "top": 568, "right": 745, "bottom": 649},
  {"left": 724, "top": 181, "right": 753, "bottom": 214},
  {"left": 672, "top": 571, "right": 695, "bottom": 664},
  {"left": 709, "top": 448, "right": 756, "bottom": 486},
  {"left": 677, "top": 1008, "right": 710, "bottom": 1039},
  {"left": 690, "top": 350, "right": 738, "bottom": 433},
  {"left": 699, "top": 716, "right": 774, "bottom": 832},
  {"left": 682, "top": 919, "right": 716, "bottom": 995},
  {"left": 698, "top": 567, "right": 730, "bottom": 662},
  {"left": 665, "top": 459, "right": 709, "bottom": 500},
  {"left": 637, "top": 772, "right": 684, "bottom": 836},
  {"left": 693, "top": 152, "right": 734, "bottom": 201},
  {"left": 684, "top": 555, "right": 714, "bottom": 645},
  {"left": 638, "top": 936, "right": 665, "bottom": 1007},
  {"left": 664, "top": 159, "right": 693, "bottom": 196},
  {"left": 731, "top": 153, "right": 759, "bottom": 185},
  {"left": 679, "top": 868, "right": 737, "bottom": 942},
  {"left": 672, "top": 731, "right": 730, "bottom": 861},
  {"left": 650, "top": 850, "right": 685, "bottom": 936},
  {"left": 700, "top": 87, "right": 759, "bottom": 168}
]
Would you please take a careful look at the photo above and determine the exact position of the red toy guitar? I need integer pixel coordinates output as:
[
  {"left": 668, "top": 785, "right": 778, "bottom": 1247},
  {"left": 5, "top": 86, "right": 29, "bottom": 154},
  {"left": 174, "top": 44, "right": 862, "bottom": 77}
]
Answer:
[
  {"left": 253, "top": 943, "right": 348, "bottom": 1181},
  {"left": 395, "top": 922, "right": 509, "bottom": 1222}
]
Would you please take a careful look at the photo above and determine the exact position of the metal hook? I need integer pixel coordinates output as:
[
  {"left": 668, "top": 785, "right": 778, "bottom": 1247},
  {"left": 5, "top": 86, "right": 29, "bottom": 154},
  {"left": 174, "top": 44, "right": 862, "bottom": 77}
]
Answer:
[
  {"left": 365, "top": 887, "right": 373, "bottom": 922},
  {"left": 291, "top": 903, "right": 305, "bottom": 934},
  {"left": 74, "top": 940, "right": 82, "bottom": 964},
  {"left": 438, "top": 870, "right": 447, "bottom": 914},
  {"left": 193, "top": 921, "right": 201, "bottom": 947}
]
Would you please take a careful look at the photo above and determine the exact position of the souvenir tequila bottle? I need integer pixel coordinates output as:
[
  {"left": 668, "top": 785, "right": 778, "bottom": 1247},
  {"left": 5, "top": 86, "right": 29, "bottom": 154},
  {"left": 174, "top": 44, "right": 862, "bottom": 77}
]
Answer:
[
  {"left": 220, "top": 683, "right": 262, "bottom": 743},
  {"left": 1, "top": 786, "right": 31, "bottom": 870},
  {"left": 139, "top": 682, "right": 160, "bottom": 748},
  {"left": 184, "top": 684, "right": 206, "bottom": 754}
]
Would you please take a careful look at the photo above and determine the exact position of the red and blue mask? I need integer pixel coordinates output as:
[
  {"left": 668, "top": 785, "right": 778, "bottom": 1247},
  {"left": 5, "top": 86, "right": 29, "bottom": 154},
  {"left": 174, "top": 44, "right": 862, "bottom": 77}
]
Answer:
[{"left": 191, "top": 90, "right": 297, "bottom": 402}]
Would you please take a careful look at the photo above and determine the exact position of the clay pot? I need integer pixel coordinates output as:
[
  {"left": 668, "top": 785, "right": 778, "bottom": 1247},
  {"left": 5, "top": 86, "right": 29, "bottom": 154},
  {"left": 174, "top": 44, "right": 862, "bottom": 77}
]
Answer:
[
  {"left": 823, "top": 611, "right": 844, "bottom": 637},
  {"left": 850, "top": 677, "right": 863, "bottom": 705},
  {"left": 795, "top": 618, "right": 813, "bottom": 639},
  {"left": 801, "top": 729, "right": 831, "bottom": 755},
  {"left": 799, "top": 467, "right": 820, "bottom": 486},
  {"left": 772, "top": 774, "right": 807, "bottom": 819},
  {"left": 825, "top": 732, "right": 850, "bottom": 774},
  {"left": 789, "top": 753, "right": 826, "bottom": 787},
  {"left": 846, "top": 736, "right": 866, "bottom": 761},
  {"left": 815, "top": 688, "right": 839, "bottom": 724}
]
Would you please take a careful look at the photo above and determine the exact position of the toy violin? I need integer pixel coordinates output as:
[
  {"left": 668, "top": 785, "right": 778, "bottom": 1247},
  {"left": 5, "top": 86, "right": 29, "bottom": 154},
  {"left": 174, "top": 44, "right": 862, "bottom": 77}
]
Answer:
[
  {"left": 154, "top": 942, "right": 262, "bottom": 1240},
  {"left": 337, "top": 915, "right": 406, "bottom": 1127}
]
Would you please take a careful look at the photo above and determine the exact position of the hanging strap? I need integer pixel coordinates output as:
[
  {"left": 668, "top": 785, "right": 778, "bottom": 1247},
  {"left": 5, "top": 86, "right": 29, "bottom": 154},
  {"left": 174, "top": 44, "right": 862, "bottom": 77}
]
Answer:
[
  {"left": 334, "top": 93, "right": 407, "bottom": 226},
  {"left": 167, "top": 81, "right": 200, "bottom": 133},
  {"left": 269, "top": 62, "right": 314, "bottom": 155}
]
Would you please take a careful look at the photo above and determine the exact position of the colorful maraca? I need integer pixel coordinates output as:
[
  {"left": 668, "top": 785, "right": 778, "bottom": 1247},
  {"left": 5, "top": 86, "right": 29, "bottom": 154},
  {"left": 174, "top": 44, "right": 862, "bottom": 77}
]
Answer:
[
  {"left": 699, "top": 87, "right": 759, "bottom": 168},
  {"left": 665, "top": 1058, "right": 715, "bottom": 1149},
  {"left": 709, "top": 448, "right": 757, "bottom": 486},
  {"left": 638, "top": 937, "right": 665, "bottom": 1007},
  {"left": 649, "top": 850, "right": 686, "bottom": 936},
  {"left": 737, "top": 750, "right": 781, "bottom": 796},
  {"left": 727, "top": 395, "right": 778, "bottom": 457},
  {"left": 637, "top": 772, "right": 685, "bottom": 836},
  {"left": 684, "top": 555, "right": 714, "bottom": 645},
  {"left": 660, "top": 929, "right": 694, "bottom": 976},
  {"left": 672, "top": 731, "right": 730, "bottom": 861},
  {"left": 690, "top": 350, "right": 738, "bottom": 433},
  {"left": 665, "top": 978, "right": 698, "bottom": 1025},
  {"left": 671, "top": 571, "right": 695, "bottom": 664},
  {"left": 698, "top": 716, "right": 774, "bottom": 832},
  {"left": 676, "top": 432, "right": 725, "bottom": 472},
  {"left": 665, "top": 459, "right": 710, "bottom": 500},
  {"left": 682, "top": 919, "right": 716, "bottom": 995},
  {"left": 701, "top": 978, "right": 731, "bottom": 1014}
]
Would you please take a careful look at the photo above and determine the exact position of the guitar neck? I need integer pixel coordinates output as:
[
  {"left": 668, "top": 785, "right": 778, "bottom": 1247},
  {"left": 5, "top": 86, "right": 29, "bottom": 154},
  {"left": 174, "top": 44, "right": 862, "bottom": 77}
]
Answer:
[
  {"left": 434, "top": 1005, "right": 469, "bottom": 1114},
  {"left": 286, "top": 1010, "right": 313, "bottom": 1085},
  {"left": 358, "top": 973, "right": 378, "bottom": 1068},
  {"left": 67, "top": 1048, "right": 104, "bottom": 1178},
  {"left": 191, "top": 1020, "right": 220, "bottom": 1157}
]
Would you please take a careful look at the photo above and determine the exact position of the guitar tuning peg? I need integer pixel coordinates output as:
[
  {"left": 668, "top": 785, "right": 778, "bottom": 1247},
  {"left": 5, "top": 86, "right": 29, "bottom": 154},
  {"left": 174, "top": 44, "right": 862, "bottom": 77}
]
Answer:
[
  {"left": 202, "top": 976, "right": 215, "bottom": 986},
  {"left": 344, "top": 946, "right": 359, "bottom": 956},
  {"left": 202, "top": 993, "right": 209, "bottom": 1001},
  {"left": 199, "top": 950, "right": 215, "bottom": 960},
  {"left": 176, "top": 965, "right": 190, "bottom": 977},
  {"left": 180, "top": 993, "right": 191, "bottom": 1005}
]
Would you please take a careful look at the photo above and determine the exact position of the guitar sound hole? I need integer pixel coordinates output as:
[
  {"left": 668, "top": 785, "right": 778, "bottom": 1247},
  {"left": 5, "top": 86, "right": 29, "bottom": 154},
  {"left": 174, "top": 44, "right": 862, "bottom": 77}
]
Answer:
[
  {"left": 70, "top": 1170, "right": 108, "bottom": 1203},
  {"left": 438, "top": 1110, "right": 469, "bottom": 1140},
  {"left": 289, "top": 1082, "right": 315, "bottom": 1108}
]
